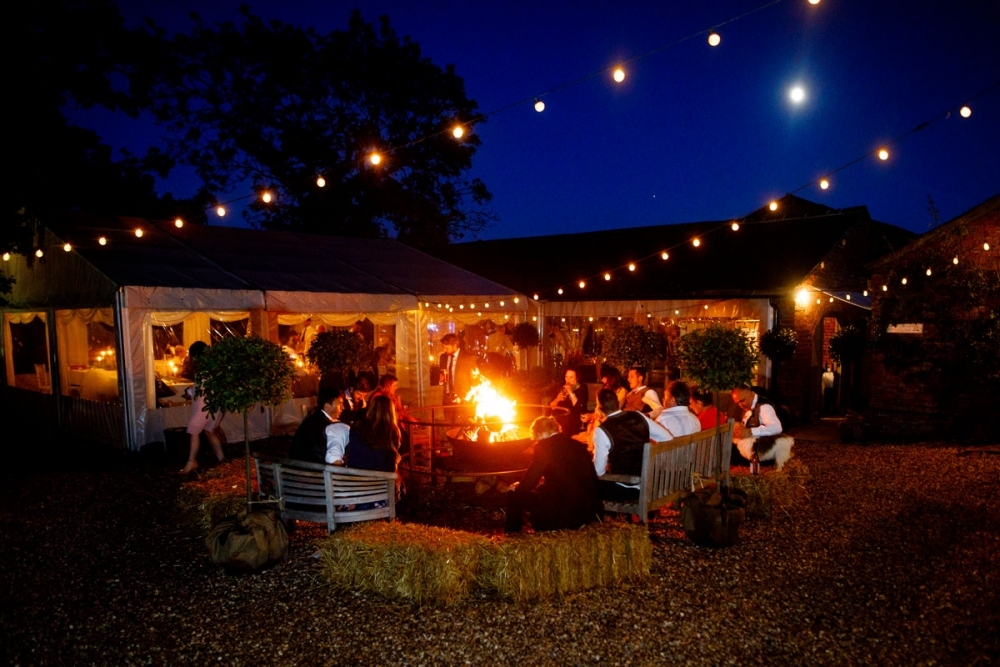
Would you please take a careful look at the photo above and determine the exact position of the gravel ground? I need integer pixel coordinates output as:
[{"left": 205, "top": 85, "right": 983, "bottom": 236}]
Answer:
[{"left": 2, "top": 434, "right": 999, "bottom": 667}]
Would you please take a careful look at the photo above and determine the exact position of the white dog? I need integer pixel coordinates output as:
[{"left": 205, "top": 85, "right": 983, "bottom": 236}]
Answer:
[{"left": 734, "top": 435, "right": 795, "bottom": 469}]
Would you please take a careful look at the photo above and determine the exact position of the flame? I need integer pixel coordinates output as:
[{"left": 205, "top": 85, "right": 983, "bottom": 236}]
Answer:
[{"left": 463, "top": 373, "right": 517, "bottom": 440}]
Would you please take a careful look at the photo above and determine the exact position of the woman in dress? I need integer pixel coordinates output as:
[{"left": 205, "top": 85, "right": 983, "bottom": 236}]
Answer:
[
  {"left": 180, "top": 341, "right": 226, "bottom": 474},
  {"left": 345, "top": 394, "right": 401, "bottom": 473},
  {"left": 549, "top": 367, "right": 588, "bottom": 434}
]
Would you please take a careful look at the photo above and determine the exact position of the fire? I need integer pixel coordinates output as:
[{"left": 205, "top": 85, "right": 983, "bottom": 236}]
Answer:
[{"left": 463, "top": 373, "right": 518, "bottom": 441}]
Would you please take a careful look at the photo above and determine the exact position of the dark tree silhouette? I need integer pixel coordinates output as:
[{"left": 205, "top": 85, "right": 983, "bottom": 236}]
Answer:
[{"left": 143, "top": 8, "right": 494, "bottom": 247}]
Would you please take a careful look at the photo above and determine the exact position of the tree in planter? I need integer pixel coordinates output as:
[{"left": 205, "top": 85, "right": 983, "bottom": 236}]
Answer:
[
  {"left": 676, "top": 325, "right": 757, "bottom": 547},
  {"left": 511, "top": 322, "right": 540, "bottom": 349},
  {"left": 197, "top": 335, "right": 296, "bottom": 504},
  {"left": 306, "top": 329, "right": 371, "bottom": 389},
  {"left": 602, "top": 323, "right": 662, "bottom": 379},
  {"left": 828, "top": 325, "right": 866, "bottom": 410},
  {"left": 759, "top": 326, "right": 797, "bottom": 398}
]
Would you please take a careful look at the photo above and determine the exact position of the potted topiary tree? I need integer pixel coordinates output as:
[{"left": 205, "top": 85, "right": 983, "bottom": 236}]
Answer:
[
  {"left": 197, "top": 335, "right": 296, "bottom": 572},
  {"left": 676, "top": 325, "right": 757, "bottom": 547},
  {"left": 829, "top": 324, "right": 866, "bottom": 410},
  {"left": 602, "top": 323, "right": 662, "bottom": 380},
  {"left": 306, "top": 329, "right": 371, "bottom": 389}
]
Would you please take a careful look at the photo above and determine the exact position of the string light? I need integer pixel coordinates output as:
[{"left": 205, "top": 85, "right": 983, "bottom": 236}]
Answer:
[
  {"left": 216, "top": 206, "right": 226, "bottom": 217},
  {"left": 816, "top": 298, "right": 821, "bottom": 304},
  {"left": 35, "top": 249, "right": 44, "bottom": 258},
  {"left": 369, "top": 152, "right": 382, "bottom": 165},
  {"left": 99, "top": 237, "right": 107, "bottom": 246},
  {"left": 882, "top": 285, "right": 888, "bottom": 291},
  {"left": 692, "top": 238, "right": 701, "bottom": 247},
  {"left": 661, "top": 251, "right": 669, "bottom": 260},
  {"left": 534, "top": 99, "right": 545, "bottom": 113},
  {"left": 708, "top": 32, "right": 721, "bottom": 47},
  {"left": 2, "top": 252, "right": 9, "bottom": 261},
  {"left": 174, "top": 218, "right": 184, "bottom": 228},
  {"left": 557, "top": 288, "right": 564, "bottom": 295},
  {"left": 863, "top": 290, "right": 868, "bottom": 296},
  {"left": 960, "top": 105, "right": 972, "bottom": 118},
  {"left": 878, "top": 148, "right": 889, "bottom": 161},
  {"left": 484, "top": 302, "right": 490, "bottom": 308},
  {"left": 819, "top": 178, "right": 830, "bottom": 190},
  {"left": 604, "top": 273, "right": 611, "bottom": 281},
  {"left": 926, "top": 268, "right": 932, "bottom": 276},
  {"left": 704, "top": 304, "right": 709, "bottom": 310},
  {"left": 808, "top": 0, "right": 821, "bottom": 5},
  {"left": 731, "top": 221, "right": 740, "bottom": 231},
  {"left": 134, "top": 229, "right": 144, "bottom": 238},
  {"left": 578, "top": 280, "right": 586, "bottom": 289},
  {"left": 769, "top": 201, "right": 778, "bottom": 211},
  {"left": 846, "top": 294, "right": 851, "bottom": 300},
  {"left": 901, "top": 277, "right": 908, "bottom": 284},
  {"left": 513, "top": 297, "right": 519, "bottom": 303},
  {"left": 984, "top": 243, "right": 990, "bottom": 251},
  {"left": 63, "top": 243, "right": 72, "bottom": 252},
  {"left": 789, "top": 86, "right": 806, "bottom": 104},
  {"left": 261, "top": 191, "right": 273, "bottom": 203},
  {"left": 533, "top": 294, "right": 539, "bottom": 300},
  {"left": 316, "top": 176, "right": 326, "bottom": 188},
  {"left": 452, "top": 125, "right": 465, "bottom": 139},
  {"left": 613, "top": 67, "right": 625, "bottom": 83},
  {"left": 953, "top": 256, "right": 959, "bottom": 264},
  {"left": 628, "top": 263, "right": 636, "bottom": 271}
]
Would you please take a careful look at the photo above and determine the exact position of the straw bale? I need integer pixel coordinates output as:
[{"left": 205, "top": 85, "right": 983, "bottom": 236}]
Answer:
[
  {"left": 731, "top": 458, "right": 810, "bottom": 520},
  {"left": 478, "top": 522, "right": 651, "bottom": 602},
  {"left": 177, "top": 486, "right": 246, "bottom": 531},
  {"left": 318, "top": 522, "right": 490, "bottom": 605}
]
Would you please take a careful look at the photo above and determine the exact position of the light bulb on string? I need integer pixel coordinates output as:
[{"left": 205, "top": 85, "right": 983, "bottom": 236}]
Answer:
[
  {"left": 533, "top": 294, "right": 539, "bottom": 300},
  {"left": 960, "top": 106, "right": 972, "bottom": 118},
  {"left": 953, "top": 256, "right": 959, "bottom": 265},
  {"left": 35, "top": 248, "right": 44, "bottom": 258},
  {"left": 135, "top": 229, "right": 144, "bottom": 238},
  {"left": 661, "top": 251, "right": 669, "bottom": 260},
  {"left": 926, "top": 268, "right": 932, "bottom": 276},
  {"left": 261, "top": 191, "right": 273, "bottom": 203},
  {"left": 369, "top": 152, "right": 382, "bottom": 165},
  {"left": 628, "top": 263, "right": 636, "bottom": 271},
  {"left": 604, "top": 273, "right": 611, "bottom": 281},
  {"left": 789, "top": 86, "right": 806, "bottom": 104},
  {"left": 534, "top": 99, "right": 545, "bottom": 113},
  {"left": 513, "top": 297, "right": 519, "bottom": 303},
  {"left": 769, "top": 201, "right": 778, "bottom": 211},
  {"left": 984, "top": 243, "right": 990, "bottom": 251},
  {"left": 174, "top": 218, "right": 184, "bottom": 228},
  {"left": 578, "top": 280, "right": 586, "bottom": 289},
  {"left": 612, "top": 67, "right": 625, "bottom": 83},
  {"left": 557, "top": 288, "right": 564, "bottom": 295},
  {"left": 878, "top": 148, "right": 889, "bottom": 161},
  {"left": 2, "top": 252, "right": 9, "bottom": 261},
  {"left": 216, "top": 206, "right": 226, "bottom": 217},
  {"left": 731, "top": 221, "right": 740, "bottom": 231},
  {"left": 901, "top": 277, "right": 908, "bottom": 285},
  {"left": 819, "top": 178, "right": 830, "bottom": 190},
  {"left": 846, "top": 294, "right": 851, "bottom": 300},
  {"left": 808, "top": 0, "right": 821, "bottom": 5},
  {"left": 452, "top": 125, "right": 465, "bottom": 139},
  {"left": 863, "top": 290, "right": 868, "bottom": 297},
  {"left": 882, "top": 285, "right": 888, "bottom": 291},
  {"left": 692, "top": 238, "right": 701, "bottom": 247},
  {"left": 316, "top": 176, "right": 326, "bottom": 188},
  {"left": 708, "top": 32, "right": 721, "bottom": 47},
  {"left": 99, "top": 237, "right": 107, "bottom": 246},
  {"left": 63, "top": 243, "right": 72, "bottom": 252}
]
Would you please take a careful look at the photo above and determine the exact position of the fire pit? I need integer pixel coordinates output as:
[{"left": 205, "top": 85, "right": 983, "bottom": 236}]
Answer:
[{"left": 404, "top": 377, "right": 567, "bottom": 476}]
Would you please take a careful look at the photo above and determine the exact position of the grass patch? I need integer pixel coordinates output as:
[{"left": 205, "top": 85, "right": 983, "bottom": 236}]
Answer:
[{"left": 731, "top": 458, "right": 810, "bottom": 519}]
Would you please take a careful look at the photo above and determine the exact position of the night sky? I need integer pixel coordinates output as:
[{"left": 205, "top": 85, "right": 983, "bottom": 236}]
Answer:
[{"left": 79, "top": 0, "right": 1000, "bottom": 239}]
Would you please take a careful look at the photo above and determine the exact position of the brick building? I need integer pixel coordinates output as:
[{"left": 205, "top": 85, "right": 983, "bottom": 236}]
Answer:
[{"left": 866, "top": 194, "right": 999, "bottom": 441}]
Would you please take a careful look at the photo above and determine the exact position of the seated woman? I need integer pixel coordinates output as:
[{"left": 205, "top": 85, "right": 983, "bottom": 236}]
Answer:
[
  {"left": 345, "top": 394, "right": 401, "bottom": 473},
  {"left": 368, "top": 373, "right": 409, "bottom": 426},
  {"left": 690, "top": 387, "right": 724, "bottom": 431},
  {"left": 549, "top": 367, "right": 588, "bottom": 434}
]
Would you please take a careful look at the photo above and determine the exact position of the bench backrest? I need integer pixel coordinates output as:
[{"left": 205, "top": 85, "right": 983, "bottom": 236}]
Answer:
[
  {"left": 254, "top": 455, "right": 396, "bottom": 533},
  {"left": 603, "top": 421, "right": 733, "bottom": 521}
]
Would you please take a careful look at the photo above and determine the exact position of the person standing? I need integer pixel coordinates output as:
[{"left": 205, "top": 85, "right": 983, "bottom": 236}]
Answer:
[
  {"left": 180, "top": 341, "right": 225, "bottom": 474},
  {"left": 505, "top": 416, "right": 604, "bottom": 533},
  {"left": 439, "top": 333, "right": 478, "bottom": 402}
]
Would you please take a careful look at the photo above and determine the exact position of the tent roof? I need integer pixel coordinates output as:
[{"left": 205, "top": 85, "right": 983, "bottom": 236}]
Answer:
[
  {"left": 437, "top": 195, "right": 916, "bottom": 301},
  {"left": 43, "top": 214, "right": 522, "bottom": 301}
]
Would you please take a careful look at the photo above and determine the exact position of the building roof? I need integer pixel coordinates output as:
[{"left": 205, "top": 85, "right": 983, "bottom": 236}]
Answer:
[
  {"left": 436, "top": 194, "right": 915, "bottom": 301},
  {"left": 38, "top": 213, "right": 522, "bottom": 301}
]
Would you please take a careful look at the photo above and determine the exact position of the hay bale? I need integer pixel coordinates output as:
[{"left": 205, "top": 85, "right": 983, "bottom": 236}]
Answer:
[
  {"left": 478, "top": 522, "right": 651, "bottom": 602},
  {"left": 178, "top": 487, "right": 247, "bottom": 531},
  {"left": 319, "top": 523, "right": 490, "bottom": 605},
  {"left": 731, "top": 458, "right": 810, "bottom": 520}
]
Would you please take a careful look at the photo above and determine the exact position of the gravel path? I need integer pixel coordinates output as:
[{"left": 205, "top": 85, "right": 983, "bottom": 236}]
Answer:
[{"left": 2, "top": 437, "right": 998, "bottom": 666}]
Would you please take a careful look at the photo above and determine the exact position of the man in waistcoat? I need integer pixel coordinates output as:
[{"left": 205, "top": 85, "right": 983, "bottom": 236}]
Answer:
[
  {"left": 731, "top": 384, "right": 794, "bottom": 469},
  {"left": 289, "top": 387, "right": 350, "bottom": 465},
  {"left": 593, "top": 388, "right": 673, "bottom": 501},
  {"left": 439, "top": 333, "right": 478, "bottom": 403},
  {"left": 623, "top": 366, "right": 663, "bottom": 418}
]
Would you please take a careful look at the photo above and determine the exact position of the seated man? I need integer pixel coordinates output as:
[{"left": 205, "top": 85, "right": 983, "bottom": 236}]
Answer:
[
  {"left": 731, "top": 385, "right": 794, "bottom": 469},
  {"left": 592, "top": 388, "right": 673, "bottom": 502},
  {"left": 289, "top": 387, "right": 350, "bottom": 465},
  {"left": 623, "top": 366, "right": 663, "bottom": 418},
  {"left": 505, "top": 416, "right": 604, "bottom": 533},
  {"left": 655, "top": 380, "right": 702, "bottom": 437}
]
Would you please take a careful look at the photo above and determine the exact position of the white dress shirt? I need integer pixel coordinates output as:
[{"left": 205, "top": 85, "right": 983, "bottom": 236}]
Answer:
[
  {"left": 655, "top": 405, "right": 702, "bottom": 437},
  {"left": 592, "top": 410, "right": 673, "bottom": 478}
]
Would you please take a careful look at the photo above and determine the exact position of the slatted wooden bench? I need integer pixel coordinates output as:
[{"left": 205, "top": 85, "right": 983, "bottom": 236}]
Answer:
[
  {"left": 253, "top": 454, "right": 396, "bottom": 533},
  {"left": 601, "top": 421, "right": 733, "bottom": 523}
]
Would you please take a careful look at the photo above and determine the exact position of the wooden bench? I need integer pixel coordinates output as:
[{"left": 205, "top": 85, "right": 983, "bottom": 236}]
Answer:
[
  {"left": 601, "top": 421, "right": 733, "bottom": 523},
  {"left": 253, "top": 454, "right": 396, "bottom": 533}
]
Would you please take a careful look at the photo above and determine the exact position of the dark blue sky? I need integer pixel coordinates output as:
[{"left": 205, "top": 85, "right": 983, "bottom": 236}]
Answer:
[{"left": 86, "top": 0, "right": 999, "bottom": 238}]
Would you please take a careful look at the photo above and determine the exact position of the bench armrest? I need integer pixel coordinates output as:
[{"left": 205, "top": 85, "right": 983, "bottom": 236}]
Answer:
[{"left": 600, "top": 473, "right": 641, "bottom": 485}]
